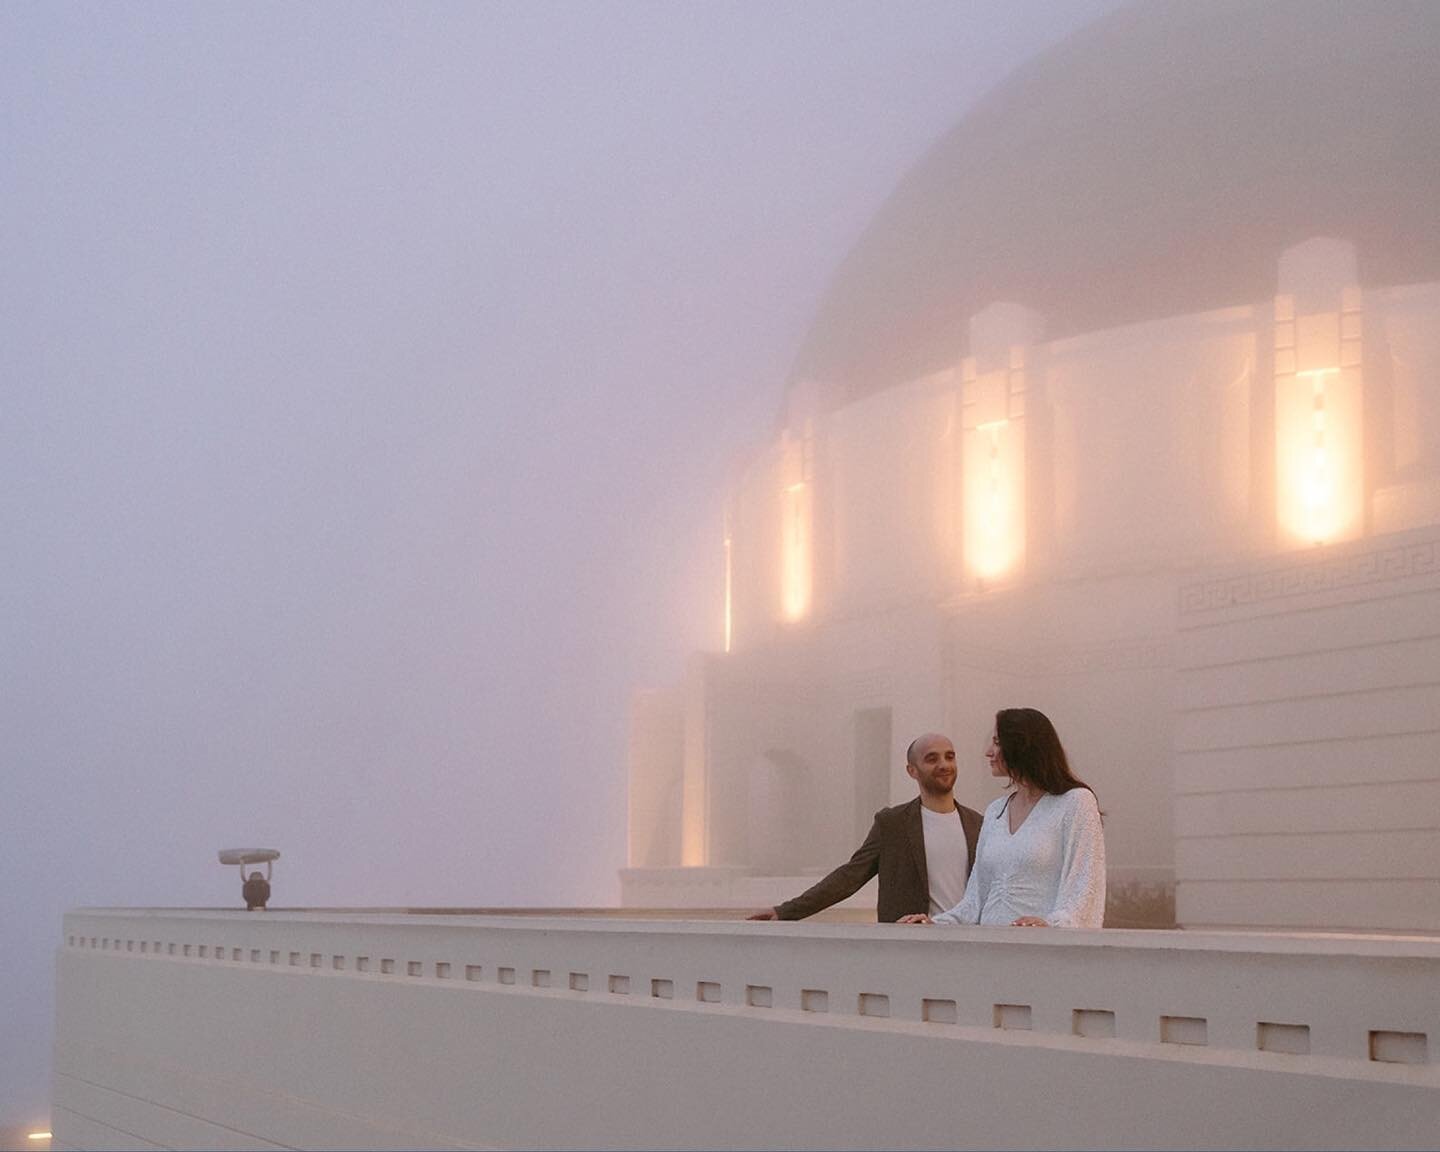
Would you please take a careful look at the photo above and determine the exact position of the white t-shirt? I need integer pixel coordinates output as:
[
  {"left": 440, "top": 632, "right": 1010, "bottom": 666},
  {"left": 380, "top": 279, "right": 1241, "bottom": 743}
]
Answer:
[{"left": 920, "top": 805, "right": 971, "bottom": 916}]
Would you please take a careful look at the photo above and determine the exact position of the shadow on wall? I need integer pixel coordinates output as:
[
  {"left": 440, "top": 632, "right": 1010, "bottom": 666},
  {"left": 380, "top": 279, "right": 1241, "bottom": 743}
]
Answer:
[{"left": 1106, "top": 880, "right": 1176, "bottom": 929}]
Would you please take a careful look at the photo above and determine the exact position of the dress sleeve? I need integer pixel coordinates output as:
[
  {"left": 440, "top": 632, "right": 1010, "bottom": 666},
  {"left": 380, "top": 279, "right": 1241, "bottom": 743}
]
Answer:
[
  {"left": 933, "top": 812, "right": 991, "bottom": 925},
  {"left": 1045, "top": 789, "right": 1106, "bottom": 928}
]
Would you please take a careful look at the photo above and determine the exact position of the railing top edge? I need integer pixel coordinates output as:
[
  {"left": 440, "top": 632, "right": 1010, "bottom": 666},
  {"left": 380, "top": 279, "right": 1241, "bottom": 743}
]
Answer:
[{"left": 61, "top": 907, "right": 1440, "bottom": 959}]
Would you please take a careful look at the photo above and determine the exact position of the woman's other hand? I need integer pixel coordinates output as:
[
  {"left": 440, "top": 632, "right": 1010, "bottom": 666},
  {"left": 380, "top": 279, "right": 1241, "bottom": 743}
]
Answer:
[
  {"left": 897, "top": 914, "right": 934, "bottom": 924},
  {"left": 1011, "top": 916, "right": 1048, "bottom": 927}
]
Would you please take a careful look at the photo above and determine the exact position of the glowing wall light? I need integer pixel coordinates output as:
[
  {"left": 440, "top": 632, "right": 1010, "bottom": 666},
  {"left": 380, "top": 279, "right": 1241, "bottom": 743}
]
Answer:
[
  {"left": 779, "top": 430, "right": 813, "bottom": 621},
  {"left": 1274, "top": 292, "right": 1363, "bottom": 545},
  {"left": 961, "top": 355, "right": 1026, "bottom": 581}
]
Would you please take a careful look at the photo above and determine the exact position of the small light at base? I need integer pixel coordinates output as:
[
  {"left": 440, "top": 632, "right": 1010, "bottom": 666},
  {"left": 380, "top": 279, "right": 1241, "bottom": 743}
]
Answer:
[{"left": 28, "top": 1134, "right": 53, "bottom": 1141}]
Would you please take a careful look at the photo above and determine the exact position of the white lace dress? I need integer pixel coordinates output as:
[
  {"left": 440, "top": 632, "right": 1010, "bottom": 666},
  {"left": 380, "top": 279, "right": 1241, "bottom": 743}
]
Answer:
[{"left": 932, "top": 787, "right": 1105, "bottom": 928}]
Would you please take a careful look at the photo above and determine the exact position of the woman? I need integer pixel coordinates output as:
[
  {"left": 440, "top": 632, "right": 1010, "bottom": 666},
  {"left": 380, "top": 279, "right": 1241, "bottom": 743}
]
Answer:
[{"left": 900, "top": 708, "right": 1105, "bottom": 928}]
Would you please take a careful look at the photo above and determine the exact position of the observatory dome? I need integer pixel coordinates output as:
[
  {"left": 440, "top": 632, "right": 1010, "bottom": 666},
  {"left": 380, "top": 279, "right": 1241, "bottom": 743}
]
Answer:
[{"left": 791, "top": 0, "right": 1440, "bottom": 408}]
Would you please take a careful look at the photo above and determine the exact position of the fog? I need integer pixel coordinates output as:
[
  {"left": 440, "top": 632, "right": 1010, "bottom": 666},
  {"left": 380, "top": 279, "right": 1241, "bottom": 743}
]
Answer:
[{"left": 0, "top": 0, "right": 1123, "bottom": 1125}]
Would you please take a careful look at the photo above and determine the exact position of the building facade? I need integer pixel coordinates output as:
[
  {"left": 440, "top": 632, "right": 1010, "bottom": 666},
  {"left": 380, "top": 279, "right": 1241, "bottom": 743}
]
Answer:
[{"left": 623, "top": 1, "right": 1440, "bottom": 931}]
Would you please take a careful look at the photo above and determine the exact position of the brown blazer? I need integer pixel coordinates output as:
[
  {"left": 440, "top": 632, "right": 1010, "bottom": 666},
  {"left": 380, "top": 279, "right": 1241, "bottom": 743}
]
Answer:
[{"left": 774, "top": 797, "right": 983, "bottom": 922}]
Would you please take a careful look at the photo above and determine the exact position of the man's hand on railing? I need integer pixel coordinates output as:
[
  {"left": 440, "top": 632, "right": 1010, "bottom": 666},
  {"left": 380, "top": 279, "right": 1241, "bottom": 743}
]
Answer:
[
  {"left": 746, "top": 908, "right": 779, "bottom": 920},
  {"left": 897, "top": 914, "right": 933, "bottom": 924}
]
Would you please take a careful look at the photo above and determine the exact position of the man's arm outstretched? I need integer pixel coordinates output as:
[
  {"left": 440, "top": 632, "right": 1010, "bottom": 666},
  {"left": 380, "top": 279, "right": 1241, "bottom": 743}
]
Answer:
[{"left": 747, "top": 814, "right": 884, "bottom": 921}]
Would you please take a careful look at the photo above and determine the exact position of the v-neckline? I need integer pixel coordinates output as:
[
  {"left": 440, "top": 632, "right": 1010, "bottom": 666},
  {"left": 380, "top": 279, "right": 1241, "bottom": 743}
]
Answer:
[{"left": 1004, "top": 791, "right": 1043, "bottom": 836}]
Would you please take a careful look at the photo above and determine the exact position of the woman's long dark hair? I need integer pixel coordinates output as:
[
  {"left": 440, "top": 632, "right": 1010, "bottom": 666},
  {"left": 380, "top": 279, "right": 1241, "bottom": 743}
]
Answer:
[{"left": 995, "top": 707, "right": 1094, "bottom": 799}]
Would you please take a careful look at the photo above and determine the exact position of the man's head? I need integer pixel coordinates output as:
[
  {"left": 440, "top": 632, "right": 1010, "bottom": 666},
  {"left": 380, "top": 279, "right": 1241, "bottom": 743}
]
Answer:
[{"left": 905, "top": 732, "right": 957, "bottom": 798}]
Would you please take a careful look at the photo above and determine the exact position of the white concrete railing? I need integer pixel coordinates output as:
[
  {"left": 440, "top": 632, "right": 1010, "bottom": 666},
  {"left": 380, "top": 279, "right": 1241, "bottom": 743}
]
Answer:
[{"left": 54, "top": 909, "right": 1440, "bottom": 1150}]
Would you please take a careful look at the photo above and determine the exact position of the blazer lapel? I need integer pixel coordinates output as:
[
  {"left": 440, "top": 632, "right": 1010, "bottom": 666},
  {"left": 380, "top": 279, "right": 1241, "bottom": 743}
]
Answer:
[{"left": 904, "top": 797, "right": 928, "bottom": 898}]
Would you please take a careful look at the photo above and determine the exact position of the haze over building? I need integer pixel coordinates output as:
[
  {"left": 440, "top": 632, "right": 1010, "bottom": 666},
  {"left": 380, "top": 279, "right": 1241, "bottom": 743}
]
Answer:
[
  {"left": 624, "top": 0, "right": 1440, "bottom": 937},
  {"left": 27, "top": 1, "right": 1440, "bottom": 1148}
]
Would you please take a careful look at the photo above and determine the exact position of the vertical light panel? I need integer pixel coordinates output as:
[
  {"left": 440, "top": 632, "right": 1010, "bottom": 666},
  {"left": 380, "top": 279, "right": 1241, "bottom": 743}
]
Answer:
[
  {"left": 680, "top": 655, "right": 709, "bottom": 867},
  {"left": 962, "top": 352, "right": 1026, "bottom": 581},
  {"left": 1274, "top": 290, "right": 1363, "bottom": 545},
  {"left": 779, "top": 429, "right": 813, "bottom": 621}
]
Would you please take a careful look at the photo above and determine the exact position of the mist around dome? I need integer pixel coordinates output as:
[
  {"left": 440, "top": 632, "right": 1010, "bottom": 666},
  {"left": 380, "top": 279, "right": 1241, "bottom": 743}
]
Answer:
[
  {"left": 0, "top": 0, "right": 1123, "bottom": 1132},
  {"left": 795, "top": 0, "right": 1440, "bottom": 408},
  {"left": 626, "top": 0, "right": 1440, "bottom": 944}
]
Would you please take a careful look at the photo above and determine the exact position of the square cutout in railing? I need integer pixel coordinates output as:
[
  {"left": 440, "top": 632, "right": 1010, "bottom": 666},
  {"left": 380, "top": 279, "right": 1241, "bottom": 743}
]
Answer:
[
  {"left": 608, "top": 974, "right": 630, "bottom": 995},
  {"left": 406, "top": 961, "right": 422, "bottom": 977},
  {"left": 569, "top": 972, "right": 589, "bottom": 992},
  {"left": 380, "top": 958, "right": 396, "bottom": 974},
  {"left": 435, "top": 962, "right": 451, "bottom": 979},
  {"left": 801, "top": 989, "right": 829, "bottom": 1014},
  {"left": 1160, "top": 1015, "right": 1207, "bottom": 1046},
  {"left": 1073, "top": 1009, "right": 1116, "bottom": 1039},
  {"left": 651, "top": 978, "right": 674, "bottom": 1000},
  {"left": 532, "top": 969, "right": 551, "bottom": 988},
  {"left": 697, "top": 981, "right": 721, "bottom": 1003},
  {"left": 499, "top": 967, "right": 516, "bottom": 985},
  {"left": 466, "top": 965, "right": 483, "bottom": 982},
  {"left": 356, "top": 956, "right": 370, "bottom": 973},
  {"left": 1370, "top": 1030, "right": 1427, "bottom": 1065},
  {"left": 746, "top": 985, "right": 773, "bottom": 1008},
  {"left": 923, "top": 999, "right": 957, "bottom": 1024},
  {"left": 858, "top": 993, "right": 890, "bottom": 1018},
  {"left": 1257, "top": 1021, "right": 1309, "bottom": 1055},
  {"left": 994, "top": 1004, "right": 1032, "bottom": 1031}
]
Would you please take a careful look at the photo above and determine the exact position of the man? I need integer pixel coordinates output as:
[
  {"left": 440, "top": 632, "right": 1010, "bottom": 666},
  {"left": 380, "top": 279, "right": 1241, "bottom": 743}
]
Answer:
[{"left": 748, "top": 732, "right": 982, "bottom": 922}]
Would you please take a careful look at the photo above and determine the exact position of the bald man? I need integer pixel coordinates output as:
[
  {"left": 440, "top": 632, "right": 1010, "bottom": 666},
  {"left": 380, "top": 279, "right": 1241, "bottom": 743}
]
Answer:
[{"left": 748, "top": 733, "right": 983, "bottom": 923}]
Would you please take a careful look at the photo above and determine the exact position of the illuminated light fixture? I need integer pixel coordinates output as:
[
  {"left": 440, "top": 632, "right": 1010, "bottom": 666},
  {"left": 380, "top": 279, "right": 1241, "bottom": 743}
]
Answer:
[
  {"left": 1273, "top": 289, "right": 1362, "bottom": 547},
  {"left": 781, "top": 481, "right": 810, "bottom": 621},
  {"left": 778, "top": 429, "right": 813, "bottom": 622},
  {"left": 962, "top": 377, "right": 1025, "bottom": 583},
  {"left": 1299, "top": 367, "right": 1338, "bottom": 543},
  {"left": 979, "top": 418, "right": 1008, "bottom": 550},
  {"left": 28, "top": 1134, "right": 53, "bottom": 1142}
]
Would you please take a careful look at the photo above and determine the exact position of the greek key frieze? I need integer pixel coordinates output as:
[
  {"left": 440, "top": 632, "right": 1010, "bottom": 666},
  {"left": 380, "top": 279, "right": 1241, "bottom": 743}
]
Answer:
[{"left": 1179, "top": 538, "right": 1440, "bottom": 614}]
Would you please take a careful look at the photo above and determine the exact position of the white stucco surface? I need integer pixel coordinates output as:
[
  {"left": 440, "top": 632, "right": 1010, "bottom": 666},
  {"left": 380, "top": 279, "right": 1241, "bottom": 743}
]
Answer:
[{"left": 53, "top": 909, "right": 1440, "bottom": 1150}]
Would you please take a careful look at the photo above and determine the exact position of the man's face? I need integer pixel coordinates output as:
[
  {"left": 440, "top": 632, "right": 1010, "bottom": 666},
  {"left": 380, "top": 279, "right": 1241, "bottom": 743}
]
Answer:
[{"left": 906, "top": 735, "right": 957, "bottom": 796}]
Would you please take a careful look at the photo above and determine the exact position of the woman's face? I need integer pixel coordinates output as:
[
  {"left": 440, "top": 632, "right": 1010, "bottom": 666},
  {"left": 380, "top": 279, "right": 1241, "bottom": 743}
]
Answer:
[{"left": 985, "top": 732, "right": 1008, "bottom": 778}]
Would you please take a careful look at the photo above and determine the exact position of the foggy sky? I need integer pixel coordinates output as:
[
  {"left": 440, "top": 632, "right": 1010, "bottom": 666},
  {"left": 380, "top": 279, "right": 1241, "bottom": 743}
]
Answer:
[{"left": 0, "top": 0, "right": 1117, "bottom": 1125}]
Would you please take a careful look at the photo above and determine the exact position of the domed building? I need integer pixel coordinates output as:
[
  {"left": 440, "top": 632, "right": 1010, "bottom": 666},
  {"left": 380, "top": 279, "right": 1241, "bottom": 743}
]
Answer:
[{"left": 623, "top": 0, "right": 1440, "bottom": 931}]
